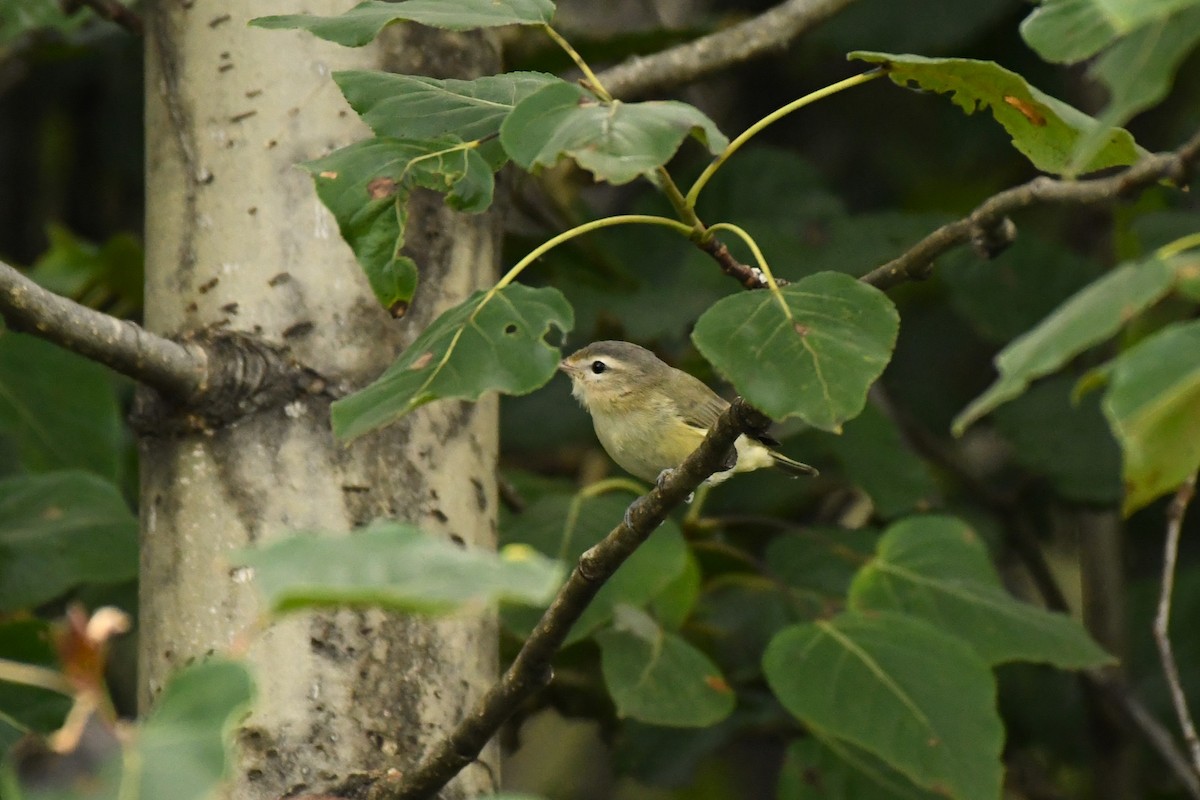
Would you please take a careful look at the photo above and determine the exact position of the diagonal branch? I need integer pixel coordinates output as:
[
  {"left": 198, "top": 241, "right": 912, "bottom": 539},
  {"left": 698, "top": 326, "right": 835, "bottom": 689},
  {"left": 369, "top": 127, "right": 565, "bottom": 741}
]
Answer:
[
  {"left": 1154, "top": 471, "right": 1200, "bottom": 776},
  {"left": 0, "top": 258, "right": 205, "bottom": 401},
  {"left": 860, "top": 127, "right": 1200, "bottom": 290},
  {"left": 594, "top": 0, "right": 856, "bottom": 98},
  {"left": 359, "top": 399, "right": 772, "bottom": 800}
]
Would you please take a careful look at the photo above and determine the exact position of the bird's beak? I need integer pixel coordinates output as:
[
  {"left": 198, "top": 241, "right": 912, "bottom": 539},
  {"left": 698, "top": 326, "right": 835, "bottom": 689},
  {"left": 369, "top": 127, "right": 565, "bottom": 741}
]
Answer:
[{"left": 558, "top": 358, "right": 573, "bottom": 374}]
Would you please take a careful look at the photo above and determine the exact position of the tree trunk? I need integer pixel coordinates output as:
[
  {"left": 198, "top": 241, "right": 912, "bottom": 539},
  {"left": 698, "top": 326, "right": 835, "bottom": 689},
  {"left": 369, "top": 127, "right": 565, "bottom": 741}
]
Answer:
[{"left": 140, "top": 3, "right": 500, "bottom": 798}]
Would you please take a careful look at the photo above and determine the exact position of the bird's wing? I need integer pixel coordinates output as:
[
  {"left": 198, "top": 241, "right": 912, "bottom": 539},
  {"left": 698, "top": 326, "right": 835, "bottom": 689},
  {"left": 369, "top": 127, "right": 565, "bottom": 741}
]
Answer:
[{"left": 679, "top": 384, "right": 730, "bottom": 433}]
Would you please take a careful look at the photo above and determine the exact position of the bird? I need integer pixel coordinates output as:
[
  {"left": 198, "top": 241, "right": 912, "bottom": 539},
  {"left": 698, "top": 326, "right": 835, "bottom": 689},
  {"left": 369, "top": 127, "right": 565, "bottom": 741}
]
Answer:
[{"left": 559, "top": 340, "right": 817, "bottom": 486}]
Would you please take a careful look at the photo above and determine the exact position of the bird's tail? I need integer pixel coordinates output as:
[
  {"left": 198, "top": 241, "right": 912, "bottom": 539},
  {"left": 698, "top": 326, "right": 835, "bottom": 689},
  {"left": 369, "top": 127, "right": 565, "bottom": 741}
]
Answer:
[{"left": 769, "top": 451, "right": 819, "bottom": 478}]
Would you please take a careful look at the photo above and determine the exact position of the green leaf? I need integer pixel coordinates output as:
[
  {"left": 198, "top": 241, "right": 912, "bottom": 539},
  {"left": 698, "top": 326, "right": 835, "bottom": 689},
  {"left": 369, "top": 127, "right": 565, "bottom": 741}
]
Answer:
[
  {"left": 1093, "top": 320, "right": 1200, "bottom": 514},
  {"left": 135, "top": 660, "right": 254, "bottom": 800},
  {"left": 331, "top": 283, "right": 573, "bottom": 441},
  {"left": 1073, "top": 8, "right": 1200, "bottom": 171},
  {"left": 992, "top": 376, "right": 1122, "bottom": 504},
  {"left": 849, "top": 52, "right": 1143, "bottom": 176},
  {"left": 500, "top": 491, "right": 688, "bottom": 643},
  {"left": 597, "top": 606, "right": 735, "bottom": 728},
  {"left": 850, "top": 516, "right": 1113, "bottom": 667},
  {"left": 303, "top": 137, "right": 494, "bottom": 311},
  {"left": 0, "top": 333, "right": 124, "bottom": 480},
  {"left": 251, "top": 0, "right": 556, "bottom": 46},
  {"left": 1020, "top": 0, "right": 1200, "bottom": 62},
  {"left": 500, "top": 82, "right": 728, "bottom": 185},
  {"left": 779, "top": 737, "right": 944, "bottom": 800},
  {"left": 825, "top": 404, "right": 938, "bottom": 519},
  {"left": 28, "top": 224, "right": 143, "bottom": 318},
  {"left": 763, "top": 612, "right": 1003, "bottom": 800},
  {"left": 334, "top": 70, "right": 561, "bottom": 146},
  {"left": 236, "top": 522, "right": 564, "bottom": 615},
  {"left": 952, "top": 256, "right": 1177, "bottom": 434},
  {"left": 691, "top": 272, "right": 899, "bottom": 431},
  {"left": 692, "top": 576, "right": 799, "bottom": 681},
  {"left": 0, "top": 471, "right": 137, "bottom": 612}
]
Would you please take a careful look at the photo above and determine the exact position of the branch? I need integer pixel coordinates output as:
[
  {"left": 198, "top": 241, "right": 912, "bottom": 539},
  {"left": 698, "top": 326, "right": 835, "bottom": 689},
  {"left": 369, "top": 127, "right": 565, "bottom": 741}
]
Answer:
[
  {"left": 0, "top": 258, "right": 205, "bottom": 401},
  {"left": 360, "top": 399, "right": 772, "bottom": 800},
  {"left": 860, "top": 127, "right": 1200, "bottom": 290},
  {"left": 1155, "top": 471, "right": 1200, "bottom": 776},
  {"left": 60, "top": 0, "right": 144, "bottom": 36},
  {"left": 594, "top": 0, "right": 856, "bottom": 98}
]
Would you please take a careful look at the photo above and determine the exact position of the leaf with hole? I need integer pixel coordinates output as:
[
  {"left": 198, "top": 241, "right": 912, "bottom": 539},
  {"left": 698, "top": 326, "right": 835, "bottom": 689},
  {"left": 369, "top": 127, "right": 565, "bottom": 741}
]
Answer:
[
  {"left": 501, "top": 81, "right": 728, "bottom": 185},
  {"left": 303, "top": 137, "right": 493, "bottom": 312},
  {"left": 332, "top": 283, "right": 572, "bottom": 441},
  {"left": 0, "top": 471, "right": 137, "bottom": 612},
  {"left": 691, "top": 272, "right": 899, "bottom": 431},
  {"left": 850, "top": 515, "right": 1113, "bottom": 667},
  {"left": 764, "top": 612, "right": 1003, "bottom": 800},
  {"left": 597, "top": 606, "right": 735, "bottom": 728},
  {"left": 849, "top": 52, "right": 1143, "bottom": 176},
  {"left": 952, "top": 255, "right": 1177, "bottom": 434},
  {"left": 251, "top": 0, "right": 556, "bottom": 46},
  {"left": 237, "top": 522, "right": 564, "bottom": 614}
]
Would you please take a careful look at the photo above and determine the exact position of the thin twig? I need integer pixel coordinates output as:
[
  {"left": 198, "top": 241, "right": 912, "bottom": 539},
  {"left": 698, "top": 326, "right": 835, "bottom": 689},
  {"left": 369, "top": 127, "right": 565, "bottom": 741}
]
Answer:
[
  {"left": 1155, "top": 472, "right": 1200, "bottom": 775},
  {"left": 0, "top": 258, "right": 205, "bottom": 401},
  {"left": 60, "top": 0, "right": 144, "bottom": 36},
  {"left": 860, "top": 126, "right": 1200, "bottom": 290},
  {"left": 362, "top": 400, "right": 772, "bottom": 800},
  {"left": 594, "top": 0, "right": 856, "bottom": 98}
]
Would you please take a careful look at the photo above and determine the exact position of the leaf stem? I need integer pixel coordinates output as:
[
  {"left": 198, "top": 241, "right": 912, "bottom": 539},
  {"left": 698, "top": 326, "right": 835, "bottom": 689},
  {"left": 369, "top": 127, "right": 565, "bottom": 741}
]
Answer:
[
  {"left": 685, "top": 70, "right": 883, "bottom": 208},
  {"left": 495, "top": 214, "right": 694, "bottom": 290},
  {"left": 1157, "top": 232, "right": 1200, "bottom": 259},
  {"left": 542, "top": 24, "right": 612, "bottom": 102},
  {"left": 706, "top": 222, "right": 792, "bottom": 318}
]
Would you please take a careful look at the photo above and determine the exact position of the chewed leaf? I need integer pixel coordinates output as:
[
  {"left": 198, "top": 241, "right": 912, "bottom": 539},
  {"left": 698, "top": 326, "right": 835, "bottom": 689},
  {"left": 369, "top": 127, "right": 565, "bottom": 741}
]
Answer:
[
  {"left": 235, "top": 523, "right": 564, "bottom": 614},
  {"left": 303, "top": 137, "right": 493, "bottom": 311},
  {"left": 849, "top": 52, "right": 1143, "bottom": 176},
  {"left": 251, "top": 0, "right": 556, "bottom": 47},
  {"left": 501, "top": 82, "right": 728, "bottom": 185},
  {"left": 332, "top": 284, "right": 573, "bottom": 440},
  {"left": 691, "top": 272, "right": 899, "bottom": 431}
]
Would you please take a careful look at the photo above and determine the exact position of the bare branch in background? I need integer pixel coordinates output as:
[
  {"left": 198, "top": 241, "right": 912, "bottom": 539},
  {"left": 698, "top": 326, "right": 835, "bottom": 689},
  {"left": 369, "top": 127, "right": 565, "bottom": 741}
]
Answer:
[
  {"left": 861, "top": 127, "right": 1200, "bottom": 290},
  {"left": 1155, "top": 472, "right": 1200, "bottom": 776},
  {"left": 596, "top": 0, "right": 856, "bottom": 98},
  {"left": 0, "top": 258, "right": 205, "bottom": 400}
]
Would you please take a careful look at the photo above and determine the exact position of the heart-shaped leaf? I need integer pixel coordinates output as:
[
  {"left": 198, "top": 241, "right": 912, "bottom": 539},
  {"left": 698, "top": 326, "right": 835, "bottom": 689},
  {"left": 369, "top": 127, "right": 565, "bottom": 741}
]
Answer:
[
  {"left": 331, "top": 283, "right": 573, "bottom": 440},
  {"left": 764, "top": 612, "right": 1003, "bottom": 800},
  {"left": 597, "top": 606, "right": 735, "bottom": 728},
  {"left": 850, "top": 515, "right": 1113, "bottom": 667},
  {"left": 692, "top": 272, "right": 899, "bottom": 431},
  {"left": 251, "top": 0, "right": 556, "bottom": 47},
  {"left": 501, "top": 82, "right": 728, "bottom": 185}
]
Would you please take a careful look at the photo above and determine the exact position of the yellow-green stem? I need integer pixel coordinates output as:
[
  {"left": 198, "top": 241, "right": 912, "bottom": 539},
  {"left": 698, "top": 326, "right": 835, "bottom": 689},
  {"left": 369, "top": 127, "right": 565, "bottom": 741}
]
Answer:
[
  {"left": 706, "top": 222, "right": 792, "bottom": 319},
  {"left": 686, "top": 70, "right": 884, "bottom": 209},
  {"left": 1157, "top": 232, "right": 1200, "bottom": 259},
  {"left": 562, "top": 477, "right": 649, "bottom": 561},
  {"left": 495, "top": 214, "right": 694, "bottom": 291},
  {"left": 656, "top": 166, "right": 704, "bottom": 231},
  {"left": 543, "top": 24, "right": 612, "bottom": 102}
]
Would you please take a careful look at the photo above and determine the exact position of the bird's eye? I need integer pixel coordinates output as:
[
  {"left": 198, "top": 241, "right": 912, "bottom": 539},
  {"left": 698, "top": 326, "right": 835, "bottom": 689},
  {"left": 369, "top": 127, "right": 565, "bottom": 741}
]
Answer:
[{"left": 590, "top": 360, "right": 607, "bottom": 375}]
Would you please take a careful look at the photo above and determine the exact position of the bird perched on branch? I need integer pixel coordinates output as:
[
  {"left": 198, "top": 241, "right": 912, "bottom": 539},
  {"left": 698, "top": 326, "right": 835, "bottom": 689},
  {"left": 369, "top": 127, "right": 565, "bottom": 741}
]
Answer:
[{"left": 559, "top": 340, "right": 817, "bottom": 486}]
